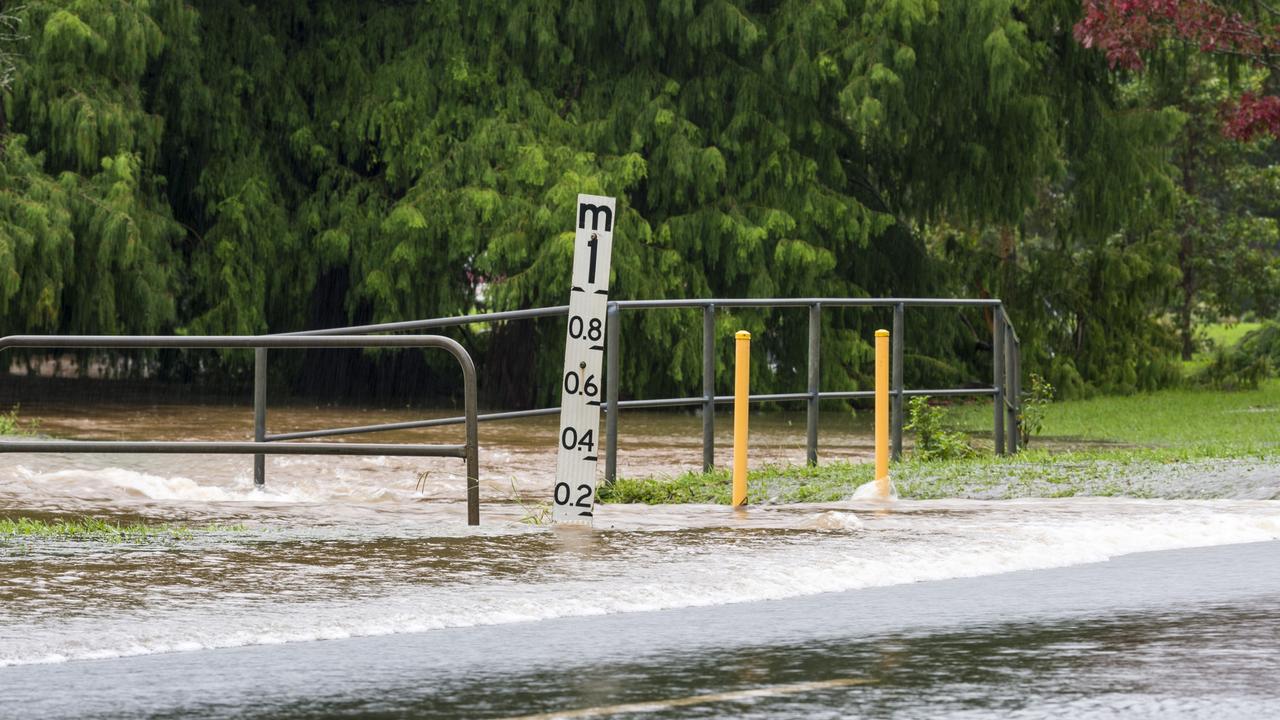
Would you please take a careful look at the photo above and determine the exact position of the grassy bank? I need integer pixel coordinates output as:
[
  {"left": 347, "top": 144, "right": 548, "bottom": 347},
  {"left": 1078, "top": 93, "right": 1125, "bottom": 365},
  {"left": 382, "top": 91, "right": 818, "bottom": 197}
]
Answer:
[{"left": 604, "top": 377, "right": 1280, "bottom": 504}]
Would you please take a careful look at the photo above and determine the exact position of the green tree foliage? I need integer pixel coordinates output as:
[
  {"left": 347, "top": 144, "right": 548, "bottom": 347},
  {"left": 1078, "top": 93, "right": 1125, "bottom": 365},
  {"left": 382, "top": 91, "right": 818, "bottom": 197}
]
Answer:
[
  {"left": 1, "top": 0, "right": 178, "bottom": 337},
  {"left": 0, "top": 1, "right": 1222, "bottom": 404},
  {"left": 1143, "top": 55, "right": 1280, "bottom": 360}
]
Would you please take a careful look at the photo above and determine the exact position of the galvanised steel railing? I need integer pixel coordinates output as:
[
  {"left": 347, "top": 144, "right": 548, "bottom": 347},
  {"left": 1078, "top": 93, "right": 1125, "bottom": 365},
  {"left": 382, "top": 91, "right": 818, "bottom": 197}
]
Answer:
[
  {"left": 266, "top": 298, "right": 1024, "bottom": 480},
  {"left": 0, "top": 335, "right": 481, "bottom": 525}
]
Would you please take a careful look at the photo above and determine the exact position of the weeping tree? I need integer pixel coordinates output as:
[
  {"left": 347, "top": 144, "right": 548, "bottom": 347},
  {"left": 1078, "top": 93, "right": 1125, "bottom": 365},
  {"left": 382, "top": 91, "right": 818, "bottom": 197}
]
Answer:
[{"left": 0, "top": 0, "right": 1204, "bottom": 404}]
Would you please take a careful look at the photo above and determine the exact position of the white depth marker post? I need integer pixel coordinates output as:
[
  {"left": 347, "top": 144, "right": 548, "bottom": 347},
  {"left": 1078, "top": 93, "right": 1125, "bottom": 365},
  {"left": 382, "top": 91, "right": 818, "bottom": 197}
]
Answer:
[{"left": 552, "top": 194, "right": 616, "bottom": 525}]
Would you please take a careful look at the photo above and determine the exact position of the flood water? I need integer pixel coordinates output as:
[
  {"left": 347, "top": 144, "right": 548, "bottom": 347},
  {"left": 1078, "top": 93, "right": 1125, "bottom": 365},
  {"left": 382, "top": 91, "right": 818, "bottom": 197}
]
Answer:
[{"left": 1, "top": 400, "right": 1279, "bottom": 718}]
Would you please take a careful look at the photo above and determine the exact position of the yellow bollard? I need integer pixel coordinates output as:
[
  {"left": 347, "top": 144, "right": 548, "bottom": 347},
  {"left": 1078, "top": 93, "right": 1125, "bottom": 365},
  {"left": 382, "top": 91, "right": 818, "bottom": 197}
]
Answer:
[
  {"left": 733, "top": 330, "right": 751, "bottom": 506},
  {"left": 875, "top": 329, "right": 890, "bottom": 499}
]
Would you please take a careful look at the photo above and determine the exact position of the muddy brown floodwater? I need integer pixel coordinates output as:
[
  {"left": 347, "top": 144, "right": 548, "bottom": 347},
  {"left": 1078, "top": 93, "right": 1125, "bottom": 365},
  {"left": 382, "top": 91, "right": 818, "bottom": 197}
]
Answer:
[
  {"left": 8, "top": 400, "right": 880, "bottom": 501},
  {"left": 1, "top": 400, "right": 1278, "bottom": 719}
]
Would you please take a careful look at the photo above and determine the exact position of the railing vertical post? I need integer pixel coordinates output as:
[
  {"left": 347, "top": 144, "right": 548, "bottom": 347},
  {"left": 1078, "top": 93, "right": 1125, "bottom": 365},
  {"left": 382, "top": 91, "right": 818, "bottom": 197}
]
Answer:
[
  {"left": 993, "top": 306, "right": 1006, "bottom": 456},
  {"left": 891, "top": 302, "right": 905, "bottom": 461},
  {"left": 464, "top": 350, "right": 480, "bottom": 526},
  {"left": 702, "top": 303, "right": 716, "bottom": 473},
  {"left": 605, "top": 302, "right": 621, "bottom": 484},
  {"left": 806, "top": 303, "right": 820, "bottom": 466},
  {"left": 1011, "top": 335, "right": 1023, "bottom": 454},
  {"left": 1005, "top": 322, "right": 1018, "bottom": 454},
  {"left": 253, "top": 348, "right": 267, "bottom": 488}
]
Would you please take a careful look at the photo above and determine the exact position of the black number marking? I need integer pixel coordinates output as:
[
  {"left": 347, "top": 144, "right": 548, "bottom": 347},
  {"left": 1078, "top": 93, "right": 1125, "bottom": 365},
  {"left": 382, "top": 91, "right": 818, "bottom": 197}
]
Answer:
[
  {"left": 564, "top": 371, "right": 598, "bottom": 398},
  {"left": 561, "top": 427, "right": 595, "bottom": 452},
  {"left": 575, "top": 484, "right": 592, "bottom": 507},
  {"left": 586, "top": 235, "right": 598, "bottom": 284},
  {"left": 554, "top": 482, "right": 570, "bottom": 505},
  {"left": 568, "top": 316, "right": 603, "bottom": 342}
]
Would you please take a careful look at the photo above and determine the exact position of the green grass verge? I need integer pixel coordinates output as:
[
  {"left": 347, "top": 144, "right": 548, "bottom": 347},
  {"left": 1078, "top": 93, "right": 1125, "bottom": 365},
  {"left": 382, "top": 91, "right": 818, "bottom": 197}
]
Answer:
[
  {"left": 0, "top": 517, "right": 248, "bottom": 542},
  {"left": 604, "top": 371, "right": 1280, "bottom": 504},
  {"left": 600, "top": 445, "right": 1280, "bottom": 504}
]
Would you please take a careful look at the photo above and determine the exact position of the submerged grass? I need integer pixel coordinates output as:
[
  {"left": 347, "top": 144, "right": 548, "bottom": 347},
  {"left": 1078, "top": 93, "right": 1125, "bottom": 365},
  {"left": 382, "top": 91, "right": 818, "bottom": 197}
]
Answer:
[
  {"left": 0, "top": 517, "right": 248, "bottom": 542},
  {"left": 603, "top": 448, "right": 1280, "bottom": 504},
  {"left": 606, "top": 375, "right": 1280, "bottom": 504},
  {"left": 601, "top": 463, "right": 873, "bottom": 505}
]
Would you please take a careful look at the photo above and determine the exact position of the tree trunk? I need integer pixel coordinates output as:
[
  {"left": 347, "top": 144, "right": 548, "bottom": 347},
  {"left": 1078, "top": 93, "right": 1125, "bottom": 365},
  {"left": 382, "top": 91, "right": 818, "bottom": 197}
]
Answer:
[{"left": 1179, "top": 236, "right": 1196, "bottom": 361}]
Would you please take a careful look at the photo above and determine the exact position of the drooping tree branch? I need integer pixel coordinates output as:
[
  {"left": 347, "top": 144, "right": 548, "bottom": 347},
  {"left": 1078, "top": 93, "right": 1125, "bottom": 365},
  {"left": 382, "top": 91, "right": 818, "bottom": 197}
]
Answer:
[{"left": 0, "top": 5, "right": 23, "bottom": 93}]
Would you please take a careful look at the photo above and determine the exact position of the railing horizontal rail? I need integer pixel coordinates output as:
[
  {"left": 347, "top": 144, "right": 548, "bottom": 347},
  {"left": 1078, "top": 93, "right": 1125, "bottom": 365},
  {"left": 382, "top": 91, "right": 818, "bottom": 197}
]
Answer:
[
  {"left": 273, "top": 298, "right": 1004, "bottom": 338},
  {"left": 266, "top": 407, "right": 561, "bottom": 442},
  {"left": 0, "top": 335, "right": 476, "bottom": 351},
  {"left": 263, "top": 387, "right": 1000, "bottom": 440},
  {"left": 0, "top": 440, "right": 467, "bottom": 457},
  {"left": 283, "top": 306, "right": 572, "bottom": 337},
  {"left": 616, "top": 298, "right": 1003, "bottom": 310}
]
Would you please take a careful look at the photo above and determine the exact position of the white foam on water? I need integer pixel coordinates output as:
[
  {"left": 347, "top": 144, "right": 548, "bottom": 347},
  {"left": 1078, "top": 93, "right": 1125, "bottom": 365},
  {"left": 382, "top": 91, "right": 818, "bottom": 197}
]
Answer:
[
  {"left": 5, "top": 462, "right": 444, "bottom": 504},
  {"left": 2, "top": 501, "right": 1277, "bottom": 667},
  {"left": 850, "top": 479, "right": 898, "bottom": 500}
]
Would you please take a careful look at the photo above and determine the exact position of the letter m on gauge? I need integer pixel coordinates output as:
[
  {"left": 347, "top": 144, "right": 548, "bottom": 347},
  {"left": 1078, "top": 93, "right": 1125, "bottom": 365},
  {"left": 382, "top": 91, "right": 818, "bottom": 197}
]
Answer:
[{"left": 552, "top": 194, "right": 616, "bottom": 525}]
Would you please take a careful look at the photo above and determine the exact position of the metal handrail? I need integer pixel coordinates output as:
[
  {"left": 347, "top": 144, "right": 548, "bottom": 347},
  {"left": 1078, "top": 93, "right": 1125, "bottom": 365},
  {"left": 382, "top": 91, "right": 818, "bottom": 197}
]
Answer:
[
  {"left": 258, "top": 297, "right": 1023, "bottom": 476},
  {"left": 0, "top": 334, "right": 481, "bottom": 525}
]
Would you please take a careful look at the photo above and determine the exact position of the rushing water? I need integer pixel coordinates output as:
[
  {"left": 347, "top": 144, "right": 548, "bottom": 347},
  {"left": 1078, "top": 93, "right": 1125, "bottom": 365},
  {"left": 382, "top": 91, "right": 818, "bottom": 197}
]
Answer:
[{"left": 1, "top": 401, "right": 1279, "bottom": 718}]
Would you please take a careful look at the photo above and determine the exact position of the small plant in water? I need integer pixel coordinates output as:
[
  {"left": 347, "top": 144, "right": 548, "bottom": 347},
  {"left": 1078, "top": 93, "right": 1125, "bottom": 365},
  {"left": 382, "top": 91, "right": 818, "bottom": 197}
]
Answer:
[
  {"left": 1019, "top": 373, "right": 1055, "bottom": 447},
  {"left": 507, "top": 478, "right": 553, "bottom": 525},
  {"left": 906, "top": 396, "right": 975, "bottom": 461},
  {"left": 0, "top": 404, "right": 39, "bottom": 436}
]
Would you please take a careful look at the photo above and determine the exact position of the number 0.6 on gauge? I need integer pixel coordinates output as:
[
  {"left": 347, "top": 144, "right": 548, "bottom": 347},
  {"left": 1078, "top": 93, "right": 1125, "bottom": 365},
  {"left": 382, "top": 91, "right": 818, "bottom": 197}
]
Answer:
[{"left": 563, "top": 369, "right": 599, "bottom": 399}]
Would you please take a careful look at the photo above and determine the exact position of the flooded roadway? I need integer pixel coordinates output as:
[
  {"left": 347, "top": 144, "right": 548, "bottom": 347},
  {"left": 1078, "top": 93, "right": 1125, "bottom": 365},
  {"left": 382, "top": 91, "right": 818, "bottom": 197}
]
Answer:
[{"left": 1, "top": 401, "right": 1279, "bottom": 718}]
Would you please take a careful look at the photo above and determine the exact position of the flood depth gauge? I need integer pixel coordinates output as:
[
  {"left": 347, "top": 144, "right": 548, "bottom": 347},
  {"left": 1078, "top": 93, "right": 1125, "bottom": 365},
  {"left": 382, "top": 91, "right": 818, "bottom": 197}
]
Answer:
[{"left": 551, "top": 194, "right": 616, "bottom": 525}]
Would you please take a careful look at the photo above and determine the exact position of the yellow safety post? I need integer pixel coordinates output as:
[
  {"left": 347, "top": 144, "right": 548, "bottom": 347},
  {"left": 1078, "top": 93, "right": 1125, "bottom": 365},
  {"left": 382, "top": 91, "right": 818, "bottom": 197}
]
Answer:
[
  {"left": 733, "top": 330, "right": 751, "bottom": 506},
  {"left": 875, "top": 329, "right": 890, "bottom": 499}
]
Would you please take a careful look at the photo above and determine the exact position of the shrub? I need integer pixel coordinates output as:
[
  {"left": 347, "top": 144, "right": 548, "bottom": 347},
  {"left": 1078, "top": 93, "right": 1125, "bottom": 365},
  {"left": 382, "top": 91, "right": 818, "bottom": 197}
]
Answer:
[
  {"left": 1192, "top": 347, "right": 1271, "bottom": 390},
  {"left": 1019, "top": 373, "right": 1055, "bottom": 447},
  {"left": 905, "top": 396, "right": 975, "bottom": 461}
]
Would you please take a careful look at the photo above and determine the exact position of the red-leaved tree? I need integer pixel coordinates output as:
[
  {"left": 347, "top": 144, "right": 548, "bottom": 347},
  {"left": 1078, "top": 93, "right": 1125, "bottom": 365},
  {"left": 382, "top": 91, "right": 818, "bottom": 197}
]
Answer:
[{"left": 1075, "top": 0, "right": 1280, "bottom": 139}]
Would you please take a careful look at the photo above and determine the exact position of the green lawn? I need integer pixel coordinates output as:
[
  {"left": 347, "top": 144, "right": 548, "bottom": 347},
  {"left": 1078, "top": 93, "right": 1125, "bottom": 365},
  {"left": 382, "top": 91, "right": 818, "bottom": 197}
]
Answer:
[
  {"left": 953, "top": 379, "right": 1280, "bottom": 452},
  {"left": 1181, "top": 321, "right": 1262, "bottom": 375},
  {"left": 1202, "top": 321, "right": 1262, "bottom": 349}
]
